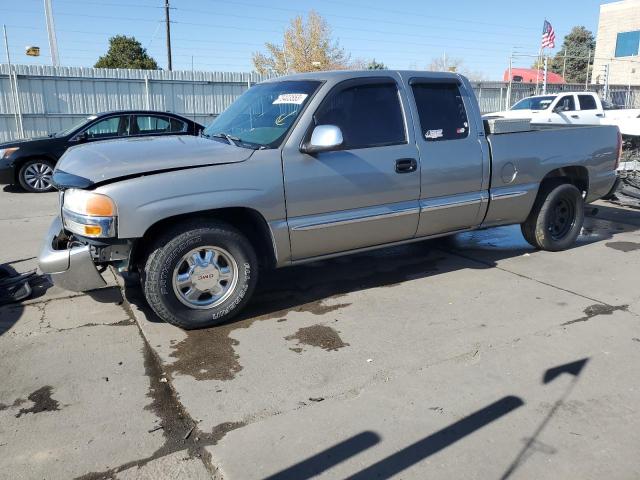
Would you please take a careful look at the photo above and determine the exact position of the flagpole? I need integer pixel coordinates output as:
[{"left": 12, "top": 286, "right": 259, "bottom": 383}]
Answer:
[
  {"left": 535, "top": 46, "right": 543, "bottom": 95},
  {"left": 535, "top": 19, "right": 545, "bottom": 95}
]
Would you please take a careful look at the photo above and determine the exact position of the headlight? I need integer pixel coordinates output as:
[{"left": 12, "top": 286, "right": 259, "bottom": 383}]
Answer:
[
  {"left": 62, "top": 189, "right": 117, "bottom": 238},
  {"left": 0, "top": 147, "right": 19, "bottom": 160}
]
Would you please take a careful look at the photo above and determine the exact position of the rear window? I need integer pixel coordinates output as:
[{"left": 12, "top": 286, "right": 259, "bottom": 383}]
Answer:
[
  {"left": 578, "top": 95, "right": 597, "bottom": 110},
  {"left": 411, "top": 83, "right": 469, "bottom": 141}
]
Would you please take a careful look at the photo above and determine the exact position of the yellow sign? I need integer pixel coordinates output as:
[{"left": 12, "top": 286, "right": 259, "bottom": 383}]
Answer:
[{"left": 25, "top": 46, "right": 40, "bottom": 57}]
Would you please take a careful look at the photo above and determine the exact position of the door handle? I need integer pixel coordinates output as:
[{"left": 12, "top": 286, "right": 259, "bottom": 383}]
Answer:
[
  {"left": 571, "top": 115, "right": 579, "bottom": 119},
  {"left": 596, "top": 113, "right": 605, "bottom": 118},
  {"left": 395, "top": 158, "right": 417, "bottom": 173}
]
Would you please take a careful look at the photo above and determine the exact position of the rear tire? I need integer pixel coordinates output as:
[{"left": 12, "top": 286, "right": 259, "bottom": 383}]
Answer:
[
  {"left": 18, "top": 159, "right": 56, "bottom": 193},
  {"left": 521, "top": 183, "right": 584, "bottom": 251},
  {"left": 142, "top": 221, "right": 258, "bottom": 329}
]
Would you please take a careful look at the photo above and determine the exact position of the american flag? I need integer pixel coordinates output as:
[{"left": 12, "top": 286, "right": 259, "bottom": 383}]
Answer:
[{"left": 541, "top": 20, "right": 556, "bottom": 49}]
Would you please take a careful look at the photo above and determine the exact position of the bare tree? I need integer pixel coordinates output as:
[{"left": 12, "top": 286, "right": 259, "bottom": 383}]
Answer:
[
  {"left": 427, "top": 55, "right": 484, "bottom": 81},
  {"left": 252, "top": 11, "right": 350, "bottom": 75}
]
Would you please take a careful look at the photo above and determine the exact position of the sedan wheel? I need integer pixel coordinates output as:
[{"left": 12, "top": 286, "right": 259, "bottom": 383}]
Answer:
[{"left": 19, "top": 160, "right": 55, "bottom": 192}]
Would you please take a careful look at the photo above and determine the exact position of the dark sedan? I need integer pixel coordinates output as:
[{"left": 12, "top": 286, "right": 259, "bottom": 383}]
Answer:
[{"left": 0, "top": 110, "right": 204, "bottom": 192}]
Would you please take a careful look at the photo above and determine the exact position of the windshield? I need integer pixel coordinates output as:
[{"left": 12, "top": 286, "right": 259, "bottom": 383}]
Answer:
[
  {"left": 203, "top": 80, "right": 321, "bottom": 148},
  {"left": 510, "top": 96, "right": 555, "bottom": 111},
  {"left": 56, "top": 115, "right": 98, "bottom": 137}
]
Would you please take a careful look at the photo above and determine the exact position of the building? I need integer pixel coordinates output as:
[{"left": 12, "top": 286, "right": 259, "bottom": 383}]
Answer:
[
  {"left": 503, "top": 68, "right": 565, "bottom": 84},
  {"left": 592, "top": 0, "right": 640, "bottom": 86}
]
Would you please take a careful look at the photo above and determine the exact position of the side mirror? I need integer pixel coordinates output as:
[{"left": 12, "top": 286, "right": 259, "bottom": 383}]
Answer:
[
  {"left": 301, "top": 125, "right": 343, "bottom": 154},
  {"left": 72, "top": 131, "right": 89, "bottom": 143},
  {"left": 553, "top": 104, "right": 567, "bottom": 113}
]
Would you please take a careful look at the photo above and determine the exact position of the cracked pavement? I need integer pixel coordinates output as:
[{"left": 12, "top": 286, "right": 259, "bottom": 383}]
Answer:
[{"left": 1, "top": 186, "right": 640, "bottom": 479}]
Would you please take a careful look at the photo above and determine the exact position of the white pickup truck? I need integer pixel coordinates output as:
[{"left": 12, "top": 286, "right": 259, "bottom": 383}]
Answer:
[{"left": 487, "top": 92, "right": 640, "bottom": 143}]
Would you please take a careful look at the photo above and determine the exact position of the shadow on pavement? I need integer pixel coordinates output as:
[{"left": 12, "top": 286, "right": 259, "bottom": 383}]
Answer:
[
  {"left": 266, "top": 358, "right": 589, "bottom": 480},
  {"left": 265, "top": 396, "right": 524, "bottom": 480},
  {"left": 263, "top": 432, "right": 381, "bottom": 480},
  {"left": 2, "top": 184, "right": 26, "bottom": 194}
]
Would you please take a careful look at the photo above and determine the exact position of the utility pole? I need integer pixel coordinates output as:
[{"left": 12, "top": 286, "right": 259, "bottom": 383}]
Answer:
[
  {"left": 584, "top": 48, "right": 591, "bottom": 91},
  {"left": 44, "top": 0, "right": 60, "bottom": 66},
  {"left": 3, "top": 25, "right": 24, "bottom": 138},
  {"left": 164, "top": 0, "right": 172, "bottom": 71},
  {"left": 561, "top": 47, "right": 567, "bottom": 80}
]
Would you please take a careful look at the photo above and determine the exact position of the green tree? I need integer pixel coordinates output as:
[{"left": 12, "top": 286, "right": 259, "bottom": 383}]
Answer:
[
  {"left": 94, "top": 35, "right": 159, "bottom": 70},
  {"left": 252, "top": 11, "right": 350, "bottom": 75},
  {"left": 533, "top": 26, "right": 595, "bottom": 84},
  {"left": 367, "top": 59, "right": 386, "bottom": 70}
]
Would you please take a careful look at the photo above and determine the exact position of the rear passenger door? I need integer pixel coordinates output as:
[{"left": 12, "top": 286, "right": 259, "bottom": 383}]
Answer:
[
  {"left": 283, "top": 77, "right": 421, "bottom": 260},
  {"left": 407, "top": 78, "right": 487, "bottom": 237},
  {"left": 575, "top": 94, "right": 603, "bottom": 124}
]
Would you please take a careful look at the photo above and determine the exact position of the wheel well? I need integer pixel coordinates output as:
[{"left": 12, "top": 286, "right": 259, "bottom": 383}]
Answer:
[
  {"left": 130, "top": 207, "right": 277, "bottom": 271},
  {"left": 12, "top": 155, "right": 57, "bottom": 182},
  {"left": 540, "top": 166, "right": 589, "bottom": 195}
]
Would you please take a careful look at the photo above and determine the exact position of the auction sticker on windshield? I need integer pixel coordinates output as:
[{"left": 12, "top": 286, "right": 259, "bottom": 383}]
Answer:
[{"left": 273, "top": 93, "right": 308, "bottom": 105}]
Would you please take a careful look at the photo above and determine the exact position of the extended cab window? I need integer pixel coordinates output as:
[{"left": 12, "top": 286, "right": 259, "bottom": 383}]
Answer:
[
  {"left": 411, "top": 82, "right": 469, "bottom": 141},
  {"left": 314, "top": 82, "right": 405, "bottom": 149},
  {"left": 578, "top": 95, "right": 597, "bottom": 110}
]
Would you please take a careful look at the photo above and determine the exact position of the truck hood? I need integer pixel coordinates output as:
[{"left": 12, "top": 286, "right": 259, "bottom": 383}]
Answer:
[{"left": 55, "top": 135, "right": 254, "bottom": 185}]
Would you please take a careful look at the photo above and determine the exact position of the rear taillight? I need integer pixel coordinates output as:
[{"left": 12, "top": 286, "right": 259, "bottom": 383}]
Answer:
[{"left": 615, "top": 130, "right": 622, "bottom": 170}]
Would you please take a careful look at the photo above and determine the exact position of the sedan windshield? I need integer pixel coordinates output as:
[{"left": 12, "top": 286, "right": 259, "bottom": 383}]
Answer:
[
  {"left": 203, "top": 80, "right": 321, "bottom": 149},
  {"left": 510, "top": 96, "right": 555, "bottom": 111},
  {"left": 56, "top": 115, "right": 98, "bottom": 137}
]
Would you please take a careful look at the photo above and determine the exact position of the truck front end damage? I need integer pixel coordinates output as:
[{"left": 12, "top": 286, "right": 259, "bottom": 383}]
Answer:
[{"left": 38, "top": 189, "right": 131, "bottom": 292}]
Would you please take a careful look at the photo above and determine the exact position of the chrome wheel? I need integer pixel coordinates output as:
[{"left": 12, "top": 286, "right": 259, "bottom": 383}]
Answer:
[
  {"left": 171, "top": 246, "right": 239, "bottom": 309},
  {"left": 23, "top": 162, "right": 54, "bottom": 191}
]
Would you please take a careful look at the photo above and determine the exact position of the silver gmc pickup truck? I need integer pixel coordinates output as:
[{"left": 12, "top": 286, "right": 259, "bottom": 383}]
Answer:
[{"left": 38, "top": 70, "right": 622, "bottom": 329}]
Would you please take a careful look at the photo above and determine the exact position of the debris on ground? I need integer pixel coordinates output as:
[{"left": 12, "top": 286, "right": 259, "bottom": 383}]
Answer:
[
  {"left": 0, "top": 265, "right": 36, "bottom": 305},
  {"left": 183, "top": 425, "right": 195, "bottom": 440},
  {"left": 610, "top": 145, "right": 640, "bottom": 210}
]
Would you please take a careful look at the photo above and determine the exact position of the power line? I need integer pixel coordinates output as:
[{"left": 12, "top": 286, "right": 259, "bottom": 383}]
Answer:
[{"left": 168, "top": 6, "right": 537, "bottom": 41}]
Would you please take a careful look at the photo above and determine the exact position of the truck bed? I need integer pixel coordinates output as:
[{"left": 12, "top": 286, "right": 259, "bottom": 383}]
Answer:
[{"left": 481, "top": 124, "right": 619, "bottom": 227}]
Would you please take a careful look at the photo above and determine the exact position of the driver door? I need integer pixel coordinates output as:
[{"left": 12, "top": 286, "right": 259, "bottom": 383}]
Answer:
[
  {"left": 550, "top": 94, "right": 577, "bottom": 124},
  {"left": 282, "top": 77, "right": 421, "bottom": 260}
]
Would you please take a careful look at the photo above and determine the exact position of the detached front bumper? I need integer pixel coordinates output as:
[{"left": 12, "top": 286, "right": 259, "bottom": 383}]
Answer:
[{"left": 38, "top": 216, "right": 107, "bottom": 292}]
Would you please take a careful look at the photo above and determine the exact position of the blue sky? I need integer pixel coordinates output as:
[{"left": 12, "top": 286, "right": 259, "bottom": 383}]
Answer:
[{"left": 0, "top": 0, "right": 617, "bottom": 79}]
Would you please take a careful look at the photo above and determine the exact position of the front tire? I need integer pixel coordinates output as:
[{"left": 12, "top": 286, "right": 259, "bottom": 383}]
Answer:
[
  {"left": 18, "top": 159, "right": 56, "bottom": 193},
  {"left": 142, "top": 221, "right": 258, "bottom": 329},
  {"left": 521, "top": 183, "right": 584, "bottom": 251}
]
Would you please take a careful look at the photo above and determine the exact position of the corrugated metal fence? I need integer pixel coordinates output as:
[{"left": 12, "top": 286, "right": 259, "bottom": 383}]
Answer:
[
  {"left": 472, "top": 81, "right": 640, "bottom": 115},
  {"left": 1, "top": 64, "right": 639, "bottom": 142},
  {"left": 0, "top": 64, "right": 269, "bottom": 142}
]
